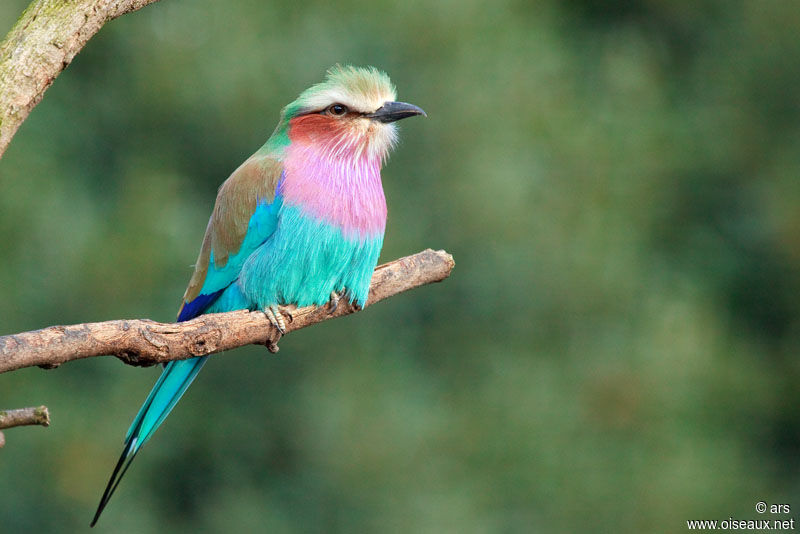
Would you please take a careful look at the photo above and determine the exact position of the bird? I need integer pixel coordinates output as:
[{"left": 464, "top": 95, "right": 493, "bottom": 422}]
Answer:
[{"left": 90, "top": 65, "right": 425, "bottom": 526}]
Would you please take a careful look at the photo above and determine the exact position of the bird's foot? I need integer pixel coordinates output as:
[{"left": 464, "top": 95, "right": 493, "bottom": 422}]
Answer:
[
  {"left": 262, "top": 305, "right": 295, "bottom": 353},
  {"left": 328, "top": 291, "right": 362, "bottom": 313},
  {"left": 328, "top": 291, "right": 341, "bottom": 314},
  {"left": 264, "top": 305, "right": 294, "bottom": 334}
]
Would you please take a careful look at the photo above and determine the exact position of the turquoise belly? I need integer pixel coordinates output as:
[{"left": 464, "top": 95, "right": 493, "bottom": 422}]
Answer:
[{"left": 224, "top": 203, "right": 383, "bottom": 310}]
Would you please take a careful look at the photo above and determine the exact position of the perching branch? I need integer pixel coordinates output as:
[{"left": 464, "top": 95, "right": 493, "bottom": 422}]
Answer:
[
  {"left": 0, "top": 405, "right": 51, "bottom": 447},
  {"left": 0, "top": 0, "right": 163, "bottom": 158},
  {"left": 0, "top": 249, "right": 454, "bottom": 373}
]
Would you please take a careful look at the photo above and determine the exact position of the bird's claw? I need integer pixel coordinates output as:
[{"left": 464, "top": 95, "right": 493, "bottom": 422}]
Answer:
[
  {"left": 264, "top": 305, "right": 294, "bottom": 334},
  {"left": 328, "top": 291, "right": 341, "bottom": 314},
  {"left": 264, "top": 307, "right": 285, "bottom": 335},
  {"left": 262, "top": 305, "right": 294, "bottom": 354}
]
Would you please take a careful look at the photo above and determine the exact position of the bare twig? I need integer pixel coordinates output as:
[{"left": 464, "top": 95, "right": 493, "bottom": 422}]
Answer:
[
  {"left": 0, "top": 0, "right": 163, "bottom": 158},
  {"left": 0, "top": 249, "right": 454, "bottom": 373},
  {"left": 0, "top": 405, "right": 51, "bottom": 448},
  {"left": 0, "top": 405, "right": 50, "bottom": 429}
]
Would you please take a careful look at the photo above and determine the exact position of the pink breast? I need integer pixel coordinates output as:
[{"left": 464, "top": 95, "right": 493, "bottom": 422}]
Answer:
[{"left": 281, "top": 139, "right": 387, "bottom": 239}]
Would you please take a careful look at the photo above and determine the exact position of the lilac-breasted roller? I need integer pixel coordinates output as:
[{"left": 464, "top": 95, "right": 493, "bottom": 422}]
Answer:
[{"left": 90, "top": 65, "right": 425, "bottom": 526}]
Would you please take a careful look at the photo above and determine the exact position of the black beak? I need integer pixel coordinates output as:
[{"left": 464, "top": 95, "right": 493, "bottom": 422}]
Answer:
[{"left": 366, "top": 101, "right": 427, "bottom": 123}]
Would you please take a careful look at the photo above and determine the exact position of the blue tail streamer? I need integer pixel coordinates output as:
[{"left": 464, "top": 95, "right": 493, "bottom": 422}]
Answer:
[{"left": 90, "top": 356, "right": 209, "bottom": 526}]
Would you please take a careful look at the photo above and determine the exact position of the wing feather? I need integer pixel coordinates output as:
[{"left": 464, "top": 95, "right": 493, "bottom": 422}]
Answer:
[{"left": 178, "top": 153, "right": 283, "bottom": 321}]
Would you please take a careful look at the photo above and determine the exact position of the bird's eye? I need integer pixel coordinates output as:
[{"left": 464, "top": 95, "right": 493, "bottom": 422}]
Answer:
[{"left": 327, "top": 104, "right": 348, "bottom": 116}]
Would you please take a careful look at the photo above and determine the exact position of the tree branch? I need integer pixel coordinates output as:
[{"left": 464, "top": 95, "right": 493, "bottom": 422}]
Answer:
[
  {"left": 0, "top": 405, "right": 50, "bottom": 429},
  {"left": 0, "top": 249, "right": 454, "bottom": 373},
  {"left": 0, "top": 405, "right": 51, "bottom": 448},
  {"left": 0, "top": 0, "right": 162, "bottom": 158}
]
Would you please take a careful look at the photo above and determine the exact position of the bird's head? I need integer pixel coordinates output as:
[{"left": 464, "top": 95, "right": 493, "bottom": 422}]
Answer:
[{"left": 273, "top": 65, "right": 425, "bottom": 162}]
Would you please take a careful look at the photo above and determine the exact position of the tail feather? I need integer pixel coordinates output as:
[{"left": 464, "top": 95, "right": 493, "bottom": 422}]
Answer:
[{"left": 90, "top": 356, "right": 209, "bottom": 527}]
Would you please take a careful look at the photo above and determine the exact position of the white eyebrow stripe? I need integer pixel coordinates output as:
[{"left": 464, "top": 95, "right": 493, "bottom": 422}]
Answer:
[{"left": 299, "top": 88, "right": 390, "bottom": 115}]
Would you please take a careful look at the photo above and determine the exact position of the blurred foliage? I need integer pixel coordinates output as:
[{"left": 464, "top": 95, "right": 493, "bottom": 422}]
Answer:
[{"left": 2, "top": 0, "right": 800, "bottom": 532}]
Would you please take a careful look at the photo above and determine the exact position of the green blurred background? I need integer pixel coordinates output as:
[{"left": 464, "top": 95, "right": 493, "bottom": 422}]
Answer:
[{"left": 2, "top": 0, "right": 800, "bottom": 532}]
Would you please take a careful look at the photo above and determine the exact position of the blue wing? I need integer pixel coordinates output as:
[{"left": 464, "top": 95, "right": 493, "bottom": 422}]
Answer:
[
  {"left": 177, "top": 193, "right": 283, "bottom": 321},
  {"left": 178, "top": 154, "right": 285, "bottom": 321}
]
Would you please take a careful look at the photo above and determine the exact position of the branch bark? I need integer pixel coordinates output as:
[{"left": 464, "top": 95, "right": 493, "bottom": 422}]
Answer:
[
  {"left": 0, "top": 0, "right": 162, "bottom": 158},
  {"left": 0, "top": 405, "right": 51, "bottom": 448},
  {"left": 0, "top": 405, "right": 50, "bottom": 429},
  {"left": 0, "top": 249, "right": 454, "bottom": 373}
]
